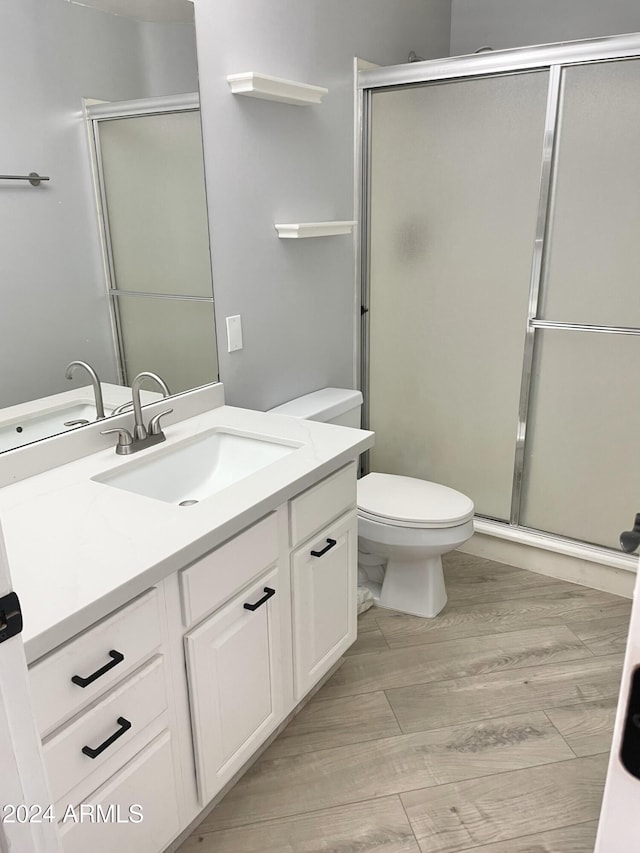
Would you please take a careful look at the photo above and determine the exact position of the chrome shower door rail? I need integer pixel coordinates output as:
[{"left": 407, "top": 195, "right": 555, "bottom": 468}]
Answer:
[
  {"left": 510, "top": 64, "right": 562, "bottom": 525},
  {"left": 357, "top": 33, "right": 640, "bottom": 91}
]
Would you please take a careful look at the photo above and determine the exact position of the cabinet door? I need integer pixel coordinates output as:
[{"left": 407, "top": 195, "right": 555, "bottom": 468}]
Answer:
[
  {"left": 185, "top": 566, "right": 283, "bottom": 804},
  {"left": 291, "top": 511, "right": 357, "bottom": 699}
]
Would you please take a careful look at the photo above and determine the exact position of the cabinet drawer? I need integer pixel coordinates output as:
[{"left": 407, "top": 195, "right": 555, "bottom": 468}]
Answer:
[
  {"left": 289, "top": 463, "right": 356, "bottom": 547},
  {"left": 43, "top": 655, "right": 168, "bottom": 806},
  {"left": 180, "top": 512, "right": 279, "bottom": 627},
  {"left": 59, "top": 730, "right": 179, "bottom": 853},
  {"left": 29, "top": 590, "right": 162, "bottom": 738}
]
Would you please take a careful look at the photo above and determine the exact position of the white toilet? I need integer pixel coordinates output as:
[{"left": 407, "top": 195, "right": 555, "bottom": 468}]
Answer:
[{"left": 269, "top": 388, "right": 474, "bottom": 618}]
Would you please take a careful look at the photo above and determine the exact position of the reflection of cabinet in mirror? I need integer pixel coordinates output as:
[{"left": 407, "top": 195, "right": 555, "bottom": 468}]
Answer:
[{"left": 87, "top": 95, "right": 218, "bottom": 395}]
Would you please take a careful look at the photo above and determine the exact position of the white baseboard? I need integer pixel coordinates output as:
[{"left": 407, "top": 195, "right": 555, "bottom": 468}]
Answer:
[{"left": 460, "top": 530, "right": 636, "bottom": 599}]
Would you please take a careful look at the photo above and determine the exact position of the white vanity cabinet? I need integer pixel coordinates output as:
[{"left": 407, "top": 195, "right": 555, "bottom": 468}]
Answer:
[
  {"left": 180, "top": 465, "right": 358, "bottom": 805},
  {"left": 24, "top": 459, "right": 360, "bottom": 853}
]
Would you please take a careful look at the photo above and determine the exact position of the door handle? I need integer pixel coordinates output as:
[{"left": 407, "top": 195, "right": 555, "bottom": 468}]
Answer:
[
  {"left": 82, "top": 716, "right": 132, "bottom": 759},
  {"left": 71, "top": 650, "right": 125, "bottom": 688},
  {"left": 310, "top": 538, "right": 337, "bottom": 558},
  {"left": 243, "top": 587, "right": 276, "bottom": 611}
]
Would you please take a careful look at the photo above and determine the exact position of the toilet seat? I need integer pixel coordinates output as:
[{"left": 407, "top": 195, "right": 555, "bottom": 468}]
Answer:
[{"left": 357, "top": 473, "right": 474, "bottom": 529}]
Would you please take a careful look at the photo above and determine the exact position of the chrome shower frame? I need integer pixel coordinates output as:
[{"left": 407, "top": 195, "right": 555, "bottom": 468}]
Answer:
[{"left": 356, "top": 32, "right": 640, "bottom": 557}]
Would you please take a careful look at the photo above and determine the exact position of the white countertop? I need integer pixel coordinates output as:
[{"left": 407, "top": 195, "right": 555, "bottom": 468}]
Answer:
[{"left": 0, "top": 405, "right": 373, "bottom": 663}]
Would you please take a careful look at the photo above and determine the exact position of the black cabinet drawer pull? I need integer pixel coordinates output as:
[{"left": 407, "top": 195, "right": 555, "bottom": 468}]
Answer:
[
  {"left": 310, "top": 538, "right": 337, "bottom": 558},
  {"left": 71, "top": 650, "right": 125, "bottom": 688},
  {"left": 81, "top": 716, "right": 131, "bottom": 759},
  {"left": 243, "top": 587, "right": 276, "bottom": 611}
]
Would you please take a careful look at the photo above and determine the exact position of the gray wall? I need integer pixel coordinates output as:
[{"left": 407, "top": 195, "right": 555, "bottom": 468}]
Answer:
[
  {"left": 140, "top": 22, "right": 199, "bottom": 97},
  {"left": 0, "top": 0, "right": 198, "bottom": 408},
  {"left": 194, "top": 0, "right": 452, "bottom": 411},
  {"left": 451, "top": 0, "right": 640, "bottom": 55}
]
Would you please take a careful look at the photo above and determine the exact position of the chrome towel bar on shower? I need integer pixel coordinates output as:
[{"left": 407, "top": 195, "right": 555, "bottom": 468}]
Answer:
[{"left": 0, "top": 172, "right": 50, "bottom": 186}]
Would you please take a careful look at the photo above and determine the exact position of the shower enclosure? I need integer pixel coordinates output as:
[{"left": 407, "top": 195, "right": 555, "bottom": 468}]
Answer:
[{"left": 359, "top": 34, "right": 640, "bottom": 557}]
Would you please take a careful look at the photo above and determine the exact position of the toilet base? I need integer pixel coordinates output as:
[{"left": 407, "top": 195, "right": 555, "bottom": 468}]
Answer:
[{"left": 377, "top": 555, "right": 447, "bottom": 618}]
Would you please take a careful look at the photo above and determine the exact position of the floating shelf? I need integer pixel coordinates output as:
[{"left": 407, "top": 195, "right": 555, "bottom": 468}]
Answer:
[
  {"left": 226, "top": 73, "right": 328, "bottom": 106},
  {"left": 275, "top": 221, "right": 357, "bottom": 239}
]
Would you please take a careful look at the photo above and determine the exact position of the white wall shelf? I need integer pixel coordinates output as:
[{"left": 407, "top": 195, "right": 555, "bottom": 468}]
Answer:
[
  {"left": 226, "top": 73, "right": 328, "bottom": 106},
  {"left": 275, "top": 221, "right": 357, "bottom": 239}
]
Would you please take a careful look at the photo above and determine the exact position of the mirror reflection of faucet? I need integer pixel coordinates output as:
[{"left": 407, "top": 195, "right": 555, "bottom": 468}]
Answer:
[
  {"left": 102, "top": 371, "right": 172, "bottom": 456},
  {"left": 111, "top": 373, "right": 170, "bottom": 417},
  {"left": 64, "top": 360, "right": 106, "bottom": 421}
]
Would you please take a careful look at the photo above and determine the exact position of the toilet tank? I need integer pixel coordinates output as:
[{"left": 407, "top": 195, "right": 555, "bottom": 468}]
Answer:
[{"left": 268, "top": 388, "right": 363, "bottom": 428}]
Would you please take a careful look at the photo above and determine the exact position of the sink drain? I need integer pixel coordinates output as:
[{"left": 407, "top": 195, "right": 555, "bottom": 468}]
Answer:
[{"left": 178, "top": 499, "right": 199, "bottom": 507}]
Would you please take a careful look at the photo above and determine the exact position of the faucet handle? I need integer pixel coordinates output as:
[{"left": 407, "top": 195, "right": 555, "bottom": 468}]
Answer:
[
  {"left": 101, "top": 427, "right": 134, "bottom": 455},
  {"left": 148, "top": 408, "right": 173, "bottom": 436}
]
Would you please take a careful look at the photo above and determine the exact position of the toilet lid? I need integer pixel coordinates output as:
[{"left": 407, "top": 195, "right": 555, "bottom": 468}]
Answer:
[{"left": 357, "top": 473, "right": 474, "bottom": 528}]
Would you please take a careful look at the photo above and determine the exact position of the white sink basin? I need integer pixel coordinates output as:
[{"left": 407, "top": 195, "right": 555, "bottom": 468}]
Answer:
[{"left": 93, "top": 428, "right": 300, "bottom": 504}]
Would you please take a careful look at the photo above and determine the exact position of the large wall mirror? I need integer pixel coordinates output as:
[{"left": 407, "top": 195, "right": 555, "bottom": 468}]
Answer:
[{"left": 0, "top": 0, "right": 218, "bottom": 453}]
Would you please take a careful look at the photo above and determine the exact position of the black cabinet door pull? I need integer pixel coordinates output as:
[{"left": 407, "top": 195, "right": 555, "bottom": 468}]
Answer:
[
  {"left": 81, "top": 716, "right": 131, "bottom": 759},
  {"left": 310, "top": 538, "right": 337, "bottom": 558},
  {"left": 244, "top": 587, "right": 276, "bottom": 611},
  {"left": 71, "top": 650, "right": 125, "bottom": 688}
]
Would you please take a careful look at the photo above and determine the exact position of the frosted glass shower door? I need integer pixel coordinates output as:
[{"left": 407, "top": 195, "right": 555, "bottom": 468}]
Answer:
[
  {"left": 538, "top": 60, "right": 640, "bottom": 326},
  {"left": 521, "top": 331, "right": 640, "bottom": 549},
  {"left": 368, "top": 72, "right": 549, "bottom": 519},
  {"left": 97, "top": 110, "right": 217, "bottom": 391},
  {"left": 521, "top": 59, "right": 640, "bottom": 548}
]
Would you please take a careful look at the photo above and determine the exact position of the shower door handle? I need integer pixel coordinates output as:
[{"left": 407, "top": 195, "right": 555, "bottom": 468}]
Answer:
[{"left": 620, "top": 513, "right": 640, "bottom": 553}]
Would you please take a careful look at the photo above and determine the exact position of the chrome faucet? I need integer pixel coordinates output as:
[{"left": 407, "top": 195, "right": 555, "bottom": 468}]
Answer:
[
  {"left": 131, "top": 371, "right": 171, "bottom": 440},
  {"left": 65, "top": 360, "right": 106, "bottom": 420},
  {"left": 102, "top": 371, "right": 172, "bottom": 455}
]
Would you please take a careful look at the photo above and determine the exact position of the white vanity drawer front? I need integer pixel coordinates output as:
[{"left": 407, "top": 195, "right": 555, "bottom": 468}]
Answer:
[
  {"left": 30, "top": 589, "right": 162, "bottom": 738},
  {"left": 289, "top": 462, "right": 356, "bottom": 547},
  {"left": 59, "top": 730, "right": 179, "bottom": 853},
  {"left": 43, "top": 655, "right": 168, "bottom": 806},
  {"left": 180, "top": 512, "right": 279, "bottom": 627}
]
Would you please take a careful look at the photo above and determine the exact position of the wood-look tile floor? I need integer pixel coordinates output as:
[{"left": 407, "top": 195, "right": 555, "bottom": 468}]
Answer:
[{"left": 177, "top": 553, "right": 630, "bottom": 853}]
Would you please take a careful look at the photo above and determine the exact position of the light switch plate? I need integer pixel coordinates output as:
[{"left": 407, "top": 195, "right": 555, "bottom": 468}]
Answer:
[{"left": 226, "top": 315, "right": 243, "bottom": 352}]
